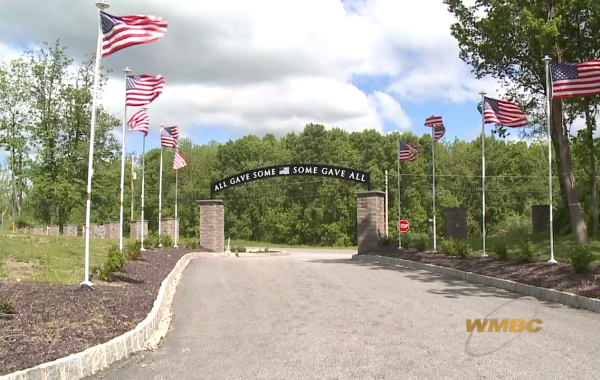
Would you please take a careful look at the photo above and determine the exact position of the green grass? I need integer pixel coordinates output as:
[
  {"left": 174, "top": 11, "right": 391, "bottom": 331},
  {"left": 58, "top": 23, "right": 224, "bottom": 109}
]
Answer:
[
  {"left": 0, "top": 233, "right": 134, "bottom": 284},
  {"left": 227, "top": 239, "right": 357, "bottom": 250},
  {"left": 464, "top": 232, "right": 600, "bottom": 262}
]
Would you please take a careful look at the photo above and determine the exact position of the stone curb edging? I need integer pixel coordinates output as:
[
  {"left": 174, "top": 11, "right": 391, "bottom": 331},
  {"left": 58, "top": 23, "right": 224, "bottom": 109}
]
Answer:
[
  {"left": 352, "top": 254, "right": 600, "bottom": 314},
  {"left": 0, "top": 251, "right": 242, "bottom": 380}
]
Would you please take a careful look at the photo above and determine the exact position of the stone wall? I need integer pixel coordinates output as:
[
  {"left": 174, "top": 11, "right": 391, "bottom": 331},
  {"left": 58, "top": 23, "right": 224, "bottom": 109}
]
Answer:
[
  {"left": 130, "top": 220, "right": 148, "bottom": 239},
  {"left": 356, "top": 191, "right": 385, "bottom": 254},
  {"left": 445, "top": 207, "right": 468, "bottom": 239},
  {"left": 32, "top": 226, "right": 45, "bottom": 235},
  {"left": 161, "top": 218, "right": 178, "bottom": 240},
  {"left": 47, "top": 225, "right": 59, "bottom": 236},
  {"left": 89, "top": 223, "right": 106, "bottom": 239},
  {"left": 106, "top": 222, "right": 120, "bottom": 240},
  {"left": 532, "top": 205, "right": 550, "bottom": 233},
  {"left": 63, "top": 224, "right": 78, "bottom": 237},
  {"left": 198, "top": 200, "right": 224, "bottom": 252}
]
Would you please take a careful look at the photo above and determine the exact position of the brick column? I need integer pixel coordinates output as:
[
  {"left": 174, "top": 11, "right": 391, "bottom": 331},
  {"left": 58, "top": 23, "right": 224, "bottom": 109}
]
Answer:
[
  {"left": 531, "top": 205, "right": 550, "bottom": 233},
  {"left": 357, "top": 191, "right": 385, "bottom": 255},
  {"left": 445, "top": 207, "right": 468, "bottom": 239},
  {"left": 198, "top": 200, "right": 224, "bottom": 252},
  {"left": 161, "top": 218, "right": 177, "bottom": 238}
]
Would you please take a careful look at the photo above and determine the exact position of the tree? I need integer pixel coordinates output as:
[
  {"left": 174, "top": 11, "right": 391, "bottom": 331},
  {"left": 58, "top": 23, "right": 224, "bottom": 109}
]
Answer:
[{"left": 443, "top": 0, "right": 593, "bottom": 244}]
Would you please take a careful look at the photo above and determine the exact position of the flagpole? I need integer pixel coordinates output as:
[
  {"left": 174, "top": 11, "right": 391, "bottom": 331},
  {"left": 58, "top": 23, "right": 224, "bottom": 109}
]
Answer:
[
  {"left": 431, "top": 125, "right": 437, "bottom": 251},
  {"left": 118, "top": 67, "right": 131, "bottom": 252},
  {"left": 174, "top": 167, "right": 178, "bottom": 248},
  {"left": 82, "top": 0, "right": 110, "bottom": 287},
  {"left": 140, "top": 133, "right": 146, "bottom": 251},
  {"left": 479, "top": 91, "right": 487, "bottom": 257},
  {"left": 397, "top": 136, "right": 402, "bottom": 249},
  {"left": 158, "top": 122, "right": 164, "bottom": 247},
  {"left": 543, "top": 56, "right": 556, "bottom": 263}
]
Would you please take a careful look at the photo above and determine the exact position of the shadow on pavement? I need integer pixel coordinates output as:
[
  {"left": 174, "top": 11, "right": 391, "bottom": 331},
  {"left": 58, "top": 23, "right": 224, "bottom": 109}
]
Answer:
[{"left": 306, "top": 257, "right": 562, "bottom": 306}]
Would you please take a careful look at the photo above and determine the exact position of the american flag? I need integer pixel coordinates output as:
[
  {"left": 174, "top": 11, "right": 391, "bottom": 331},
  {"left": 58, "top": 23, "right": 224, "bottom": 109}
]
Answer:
[
  {"left": 126, "top": 75, "right": 165, "bottom": 107},
  {"left": 399, "top": 141, "right": 418, "bottom": 162},
  {"left": 483, "top": 96, "right": 529, "bottom": 127},
  {"left": 549, "top": 60, "right": 600, "bottom": 98},
  {"left": 160, "top": 126, "right": 179, "bottom": 148},
  {"left": 100, "top": 11, "right": 167, "bottom": 58},
  {"left": 424, "top": 115, "right": 445, "bottom": 142},
  {"left": 173, "top": 150, "right": 188, "bottom": 170},
  {"left": 127, "top": 109, "right": 149, "bottom": 136}
]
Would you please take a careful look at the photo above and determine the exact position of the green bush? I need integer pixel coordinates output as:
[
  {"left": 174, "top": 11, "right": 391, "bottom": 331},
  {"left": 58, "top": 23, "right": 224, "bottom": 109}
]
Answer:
[
  {"left": 515, "top": 238, "right": 535, "bottom": 262},
  {"left": 233, "top": 246, "right": 247, "bottom": 253},
  {"left": 566, "top": 245, "right": 597, "bottom": 273},
  {"left": 161, "top": 235, "right": 173, "bottom": 247},
  {"left": 0, "top": 299, "right": 15, "bottom": 314},
  {"left": 183, "top": 238, "right": 198, "bottom": 249},
  {"left": 494, "top": 242, "right": 509, "bottom": 260},
  {"left": 440, "top": 238, "right": 456, "bottom": 255},
  {"left": 99, "top": 245, "right": 128, "bottom": 282},
  {"left": 147, "top": 231, "right": 160, "bottom": 248},
  {"left": 378, "top": 235, "right": 395, "bottom": 246},
  {"left": 127, "top": 240, "right": 143, "bottom": 260},
  {"left": 414, "top": 236, "right": 428, "bottom": 252},
  {"left": 14, "top": 216, "right": 34, "bottom": 229},
  {"left": 455, "top": 241, "right": 472, "bottom": 257}
]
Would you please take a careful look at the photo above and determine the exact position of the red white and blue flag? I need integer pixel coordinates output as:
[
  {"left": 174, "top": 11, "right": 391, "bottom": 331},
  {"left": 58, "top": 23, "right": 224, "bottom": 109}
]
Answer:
[
  {"left": 173, "top": 150, "right": 188, "bottom": 170},
  {"left": 100, "top": 11, "right": 167, "bottom": 58},
  {"left": 549, "top": 60, "right": 600, "bottom": 98},
  {"left": 127, "top": 109, "right": 149, "bottom": 136},
  {"left": 399, "top": 141, "right": 418, "bottom": 162},
  {"left": 424, "top": 115, "right": 445, "bottom": 142},
  {"left": 483, "top": 96, "right": 528, "bottom": 128},
  {"left": 125, "top": 75, "right": 165, "bottom": 107},
  {"left": 160, "top": 126, "right": 179, "bottom": 148}
]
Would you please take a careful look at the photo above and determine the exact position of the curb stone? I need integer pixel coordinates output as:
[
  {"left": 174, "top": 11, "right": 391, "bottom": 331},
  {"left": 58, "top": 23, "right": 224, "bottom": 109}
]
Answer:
[
  {"left": 352, "top": 254, "right": 600, "bottom": 314},
  {"left": 1, "top": 250, "right": 282, "bottom": 380}
]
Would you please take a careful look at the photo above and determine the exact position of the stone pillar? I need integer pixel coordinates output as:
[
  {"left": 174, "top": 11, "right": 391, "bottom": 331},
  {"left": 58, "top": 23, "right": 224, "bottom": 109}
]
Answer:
[
  {"left": 445, "top": 207, "right": 468, "bottom": 239},
  {"left": 63, "top": 224, "right": 78, "bottom": 237},
  {"left": 130, "top": 220, "right": 148, "bottom": 239},
  {"left": 47, "top": 225, "right": 60, "bottom": 236},
  {"left": 356, "top": 191, "right": 385, "bottom": 255},
  {"left": 106, "top": 222, "right": 120, "bottom": 239},
  {"left": 161, "top": 218, "right": 177, "bottom": 239},
  {"left": 531, "top": 205, "right": 550, "bottom": 233},
  {"left": 32, "top": 226, "right": 45, "bottom": 235},
  {"left": 198, "top": 200, "right": 224, "bottom": 252}
]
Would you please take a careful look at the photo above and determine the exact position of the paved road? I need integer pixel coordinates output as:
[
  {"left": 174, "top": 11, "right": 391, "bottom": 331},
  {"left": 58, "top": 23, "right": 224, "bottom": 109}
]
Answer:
[{"left": 86, "top": 249, "right": 600, "bottom": 379}]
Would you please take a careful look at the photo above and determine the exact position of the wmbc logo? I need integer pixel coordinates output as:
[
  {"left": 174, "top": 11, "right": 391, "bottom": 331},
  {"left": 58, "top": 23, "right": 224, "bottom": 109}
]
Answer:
[{"left": 466, "top": 318, "right": 543, "bottom": 333}]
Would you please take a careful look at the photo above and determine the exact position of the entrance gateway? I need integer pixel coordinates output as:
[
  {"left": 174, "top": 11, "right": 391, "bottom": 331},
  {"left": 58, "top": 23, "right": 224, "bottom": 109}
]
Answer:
[{"left": 199, "top": 163, "right": 384, "bottom": 254}]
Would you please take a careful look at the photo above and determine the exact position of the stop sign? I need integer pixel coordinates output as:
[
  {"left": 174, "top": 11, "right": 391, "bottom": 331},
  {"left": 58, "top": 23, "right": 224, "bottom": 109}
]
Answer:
[{"left": 398, "top": 220, "right": 410, "bottom": 232}]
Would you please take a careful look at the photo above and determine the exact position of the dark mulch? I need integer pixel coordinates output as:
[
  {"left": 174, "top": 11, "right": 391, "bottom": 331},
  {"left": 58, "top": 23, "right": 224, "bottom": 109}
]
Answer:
[
  {"left": 0, "top": 247, "right": 201, "bottom": 376},
  {"left": 369, "top": 246, "right": 600, "bottom": 300}
]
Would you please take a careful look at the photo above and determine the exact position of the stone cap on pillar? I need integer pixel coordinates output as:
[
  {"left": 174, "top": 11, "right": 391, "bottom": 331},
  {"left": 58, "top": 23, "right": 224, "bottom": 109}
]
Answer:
[
  {"left": 197, "top": 199, "right": 224, "bottom": 205},
  {"left": 160, "top": 217, "right": 177, "bottom": 220},
  {"left": 356, "top": 190, "right": 385, "bottom": 198}
]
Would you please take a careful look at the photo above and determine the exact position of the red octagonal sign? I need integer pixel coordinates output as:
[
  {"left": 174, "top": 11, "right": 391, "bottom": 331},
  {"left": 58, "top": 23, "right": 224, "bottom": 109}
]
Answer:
[{"left": 398, "top": 220, "right": 410, "bottom": 232}]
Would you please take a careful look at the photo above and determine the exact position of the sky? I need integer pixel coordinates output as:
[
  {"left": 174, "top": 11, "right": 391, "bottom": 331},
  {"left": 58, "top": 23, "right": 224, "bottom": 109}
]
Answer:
[{"left": 0, "top": 0, "right": 552, "bottom": 158}]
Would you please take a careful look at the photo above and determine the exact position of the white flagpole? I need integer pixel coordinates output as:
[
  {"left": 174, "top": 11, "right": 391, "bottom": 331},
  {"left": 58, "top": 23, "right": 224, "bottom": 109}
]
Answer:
[
  {"left": 158, "top": 122, "right": 165, "bottom": 247},
  {"left": 543, "top": 56, "right": 556, "bottom": 263},
  {"left": 118, "top": 67, "right": 131, "bottom": 252},
  {"left": 397, "top": 137, "right": 402, "bottom": 249},
  {"left": 174, "top": 167, "right": 178, "bottom": 248},
  {"left": 82, "top": 0, "right": 110, "bottom": 287},
  {"left": 431, "top": 125, "right": 437, "bottom": 251},
  {"left": 480, "top": 91, "right": 487, "bottom": 257},
  {"left": 385, "top": 170, "right": 389, "bottom": 237},
  {"left": 140, "top": 133, "right": 146, "bottom": 251}
]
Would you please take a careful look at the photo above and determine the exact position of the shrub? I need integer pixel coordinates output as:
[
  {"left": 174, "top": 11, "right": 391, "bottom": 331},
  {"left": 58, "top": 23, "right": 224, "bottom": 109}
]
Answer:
[
  {"left": 127, "top": 240, "right": 143, "bottom": 260},
  {"left": 99, "top": 245, "right": 128, "bottom": 282},
  {"left": 378, "top": 235, "right": 394, "bottom": 246},
  {"left": 566, "top": 245, "right": 597, "bottom": 274},
  {"left": 0, "top": 299, "right": 15, "bottom": 314},
  {"left": 494, "top": 242, "right": 509, "bottom": 260},
  {"left": 147, "top": 231, "right": 160, "bottom": 248},
  {"left": 514, "top": 238, "right": 535, "bottom": 262},
  {"left": 455, "top": 241, "right": 472, "bottom": 257},
  {"left": 184, "top": 238, "right": 198, "bottom": 249},
  {"left": 13, "top": 216, "right": 33, "bottom": 229},
  {"left": 440, "top": 238, "right": 456, "bottom": 255},
  {"left": 161, "top": 235, "right": 173, "bottom": 247},
  {"left": 414, "top": 236, "right": 428, "bottom": 252},
  {"left": 233, "top": 246, "right": 247, "bottom": 253}
]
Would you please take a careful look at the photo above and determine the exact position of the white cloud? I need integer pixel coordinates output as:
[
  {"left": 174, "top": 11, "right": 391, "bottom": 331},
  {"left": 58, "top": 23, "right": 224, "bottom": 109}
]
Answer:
[{"left": 0, "top": 0, "right": 500, "bottom": 137}]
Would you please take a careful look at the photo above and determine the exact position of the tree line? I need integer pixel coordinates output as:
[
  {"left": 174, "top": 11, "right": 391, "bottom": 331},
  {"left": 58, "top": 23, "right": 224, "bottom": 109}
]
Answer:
[{"left": 2, "top": 0, "right": 600, "bottom": 247}]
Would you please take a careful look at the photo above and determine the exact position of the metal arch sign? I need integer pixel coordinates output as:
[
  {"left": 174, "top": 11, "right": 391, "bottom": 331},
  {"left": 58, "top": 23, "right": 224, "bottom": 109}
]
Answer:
[{"left": 210, "top": 164, "right": 371, "bottom": 197}]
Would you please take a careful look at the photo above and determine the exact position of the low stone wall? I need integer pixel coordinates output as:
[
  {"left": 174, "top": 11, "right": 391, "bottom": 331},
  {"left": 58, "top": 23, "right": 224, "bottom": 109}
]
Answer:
[
  {"left": 89, "top": 223, "right": 106, "bottom": 239},
  {"left": 32, "top": 226, "right": 45, "bottom": 235},
  {"left": 63, "top": 225, "right": 78, "bottom": 237},
  {"left": 47, "top": 226, "right": 59, "bottom": 236}
]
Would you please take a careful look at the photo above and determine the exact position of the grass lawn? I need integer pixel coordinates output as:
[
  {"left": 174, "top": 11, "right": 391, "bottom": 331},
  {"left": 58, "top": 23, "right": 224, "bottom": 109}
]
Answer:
[
  {"left": 464, "top": 232, "right": 600, "bottom": 262},
  {"left": 228, "top": 239, "right": 357, "bottom": 250},
  {"left": 0, "top": 233, "right": 131, "bottom": 284}
]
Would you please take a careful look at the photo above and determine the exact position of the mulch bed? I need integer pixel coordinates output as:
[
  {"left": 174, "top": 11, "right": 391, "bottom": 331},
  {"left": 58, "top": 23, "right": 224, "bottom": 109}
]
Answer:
[
  {"left": 368, "top": 245, "right": 600, "bottom": 300},
  {"left": 0, "top": 247, "right": 201, "bottom": 376}
]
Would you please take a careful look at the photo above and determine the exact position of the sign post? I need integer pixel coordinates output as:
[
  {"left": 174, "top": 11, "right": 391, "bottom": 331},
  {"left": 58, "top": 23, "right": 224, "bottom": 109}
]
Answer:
[{"left": 398, "top": 220, "right": 410, "bottom": 233}]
